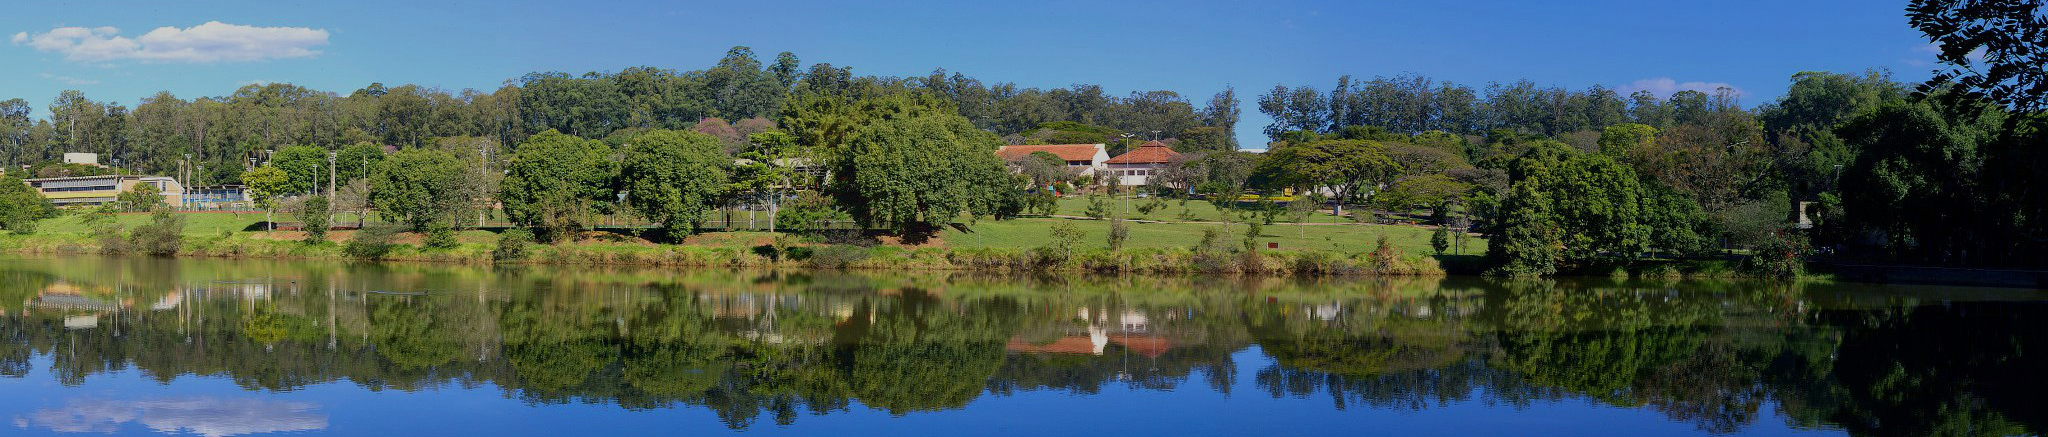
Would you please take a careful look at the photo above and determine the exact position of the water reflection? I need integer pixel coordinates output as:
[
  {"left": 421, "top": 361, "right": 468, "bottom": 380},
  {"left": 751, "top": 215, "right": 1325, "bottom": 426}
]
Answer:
[
  {"left": 13, "top": 398, "right": 326, "bottom": 437},
  {"left": 0, "top": 256, "right": 2043, "bottom": 436}
]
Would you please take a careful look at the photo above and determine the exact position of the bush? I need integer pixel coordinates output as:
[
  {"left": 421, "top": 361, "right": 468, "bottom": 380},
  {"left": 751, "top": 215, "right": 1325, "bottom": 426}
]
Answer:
[
  {"left": 1371, "top": 235, "right": 1398, "bottom": 274},
  {"left": 115, "top": 182, "right": 164, "bottom": 212},
  {"left": 1431, "top": 227, "right": 1451, "bottom": 255},
  {"left": 422, "top": 222, "right": 458, "bottom": 249},
  {"left": 344, "top": 224, "right": 403, "bottom": 259},
  {"left": 1743, "top": 230, "right": 1810, "bottom": 279},
  {"left": 493, "top": 228, "right": 534, "bottom": 262},
  {"left": 775, "top": 191, "right": 850, "bottom": 234},
  {"left": 1084, "top": 194, "right": 1111, "bottom": 219},
  {"left": 1135, "top": 197, "right": 1166, "bottom": 215},
  {"left": 127, "top": 209, "right": 185, "bottom": 256},
  {"left": 300, "top": 195, "right": 332, "bottom": 244},
  {"left": 1106, "top": 218, "right": 1129, "bottom": 251}
]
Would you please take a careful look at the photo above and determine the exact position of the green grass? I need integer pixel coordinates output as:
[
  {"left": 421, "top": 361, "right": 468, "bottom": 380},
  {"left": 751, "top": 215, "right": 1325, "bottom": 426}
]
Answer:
[
  {"left": 34, "top": 211, "right": 270, "bottom": 235},
  {"left": 1047, "top": 196, "right": 1360, "bottom": 224},
  {"left": 943, "top": 217, "right": 1485, "bottom": 257}
]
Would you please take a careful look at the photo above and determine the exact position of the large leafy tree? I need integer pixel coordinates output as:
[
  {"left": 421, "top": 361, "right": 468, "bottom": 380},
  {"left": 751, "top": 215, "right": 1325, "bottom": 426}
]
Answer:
[
  {"left": 500, "top": 130, "right": 618, "bottom": 239},
  {"left": 621, "top": 130, "right": 729, "bottom": 240},
  {"left": 269, "top": 145, "right": 330, "bottom": 196},
  {"left": 1836, "top": 98, "right": 2002, "bottom": 263},
  {"left": 334, "top": 142, "right": 386, "bottom": 185},
  {"left": 1908, "top": 0, "right": 2048, "bottom": 111},
  {"left": 0, "top": 173, "right": 53, "bottom": 233},
  {"left": 1258, "top": 139, "right": 1396, "bottom": 216},
  {"left": 1486, "top": 172, "right": 1560, "bottom": 277},
  {"left": 832, "top": 110, "right": 1011, "bottom": 236},
  {"left": 240, "top": 166, "right": 291, "bottom": 230},
  {"left": 371, "top": 148, "right": 474, "bottom": 230}
]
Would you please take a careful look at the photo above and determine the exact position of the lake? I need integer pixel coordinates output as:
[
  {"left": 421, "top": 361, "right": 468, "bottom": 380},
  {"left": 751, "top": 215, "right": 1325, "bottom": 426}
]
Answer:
[{"left": 0, "top": 255, "right": 2043, "bottom": 436}]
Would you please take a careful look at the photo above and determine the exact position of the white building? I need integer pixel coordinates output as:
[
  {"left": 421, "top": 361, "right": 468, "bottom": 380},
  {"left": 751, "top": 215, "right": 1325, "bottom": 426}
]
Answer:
[
  {"left": 996, "top": 144, "right": 1110, "bottom": 176},
  {"left": 1102, "top": 141, "right": 1181, "bottom": 187}
]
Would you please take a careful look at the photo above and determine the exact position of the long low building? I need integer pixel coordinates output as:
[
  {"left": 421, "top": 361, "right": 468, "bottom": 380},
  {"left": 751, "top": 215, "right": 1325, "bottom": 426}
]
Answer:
[{"left": 22, "top": 174, "right": 183, "bottom": 206}]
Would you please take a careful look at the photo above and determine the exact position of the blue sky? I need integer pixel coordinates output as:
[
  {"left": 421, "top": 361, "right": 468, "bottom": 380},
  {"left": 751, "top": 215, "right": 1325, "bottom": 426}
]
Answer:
[{"left": 2, "top": 0, "right": 1938, "bottom": 147}]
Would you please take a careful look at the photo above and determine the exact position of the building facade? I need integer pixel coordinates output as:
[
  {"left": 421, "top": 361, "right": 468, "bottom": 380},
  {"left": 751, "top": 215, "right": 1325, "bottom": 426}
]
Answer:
[
  {"left": 183, "top": 185, "right": 253, "bottom": 210},
  {"left": 995, "top": 144, "right": 1110, "bottom": 176},
  {"left": 22, "top": 175, "right": 183, "bottom": 207},
  {"left": 1102, "top": 141, "right": 1180, "bottom": 187}
]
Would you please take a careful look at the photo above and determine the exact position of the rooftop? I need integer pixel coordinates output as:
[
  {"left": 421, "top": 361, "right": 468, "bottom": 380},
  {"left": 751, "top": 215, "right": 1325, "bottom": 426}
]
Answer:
[
  {"left": 1104, "top": 141, "right": 1180, "bottom": 164},
  {"left": 997, "top": 144, "right": 1104, "bottom": 162}
]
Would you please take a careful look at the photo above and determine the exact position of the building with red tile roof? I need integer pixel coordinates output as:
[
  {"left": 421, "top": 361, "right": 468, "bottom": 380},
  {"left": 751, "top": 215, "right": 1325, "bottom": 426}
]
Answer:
[
  {"left": 996, "top": 144, "right": 1110, "bottom": 176},
  {"left": 1103, "top": 141, "right": 1180, "bottom": 187}
]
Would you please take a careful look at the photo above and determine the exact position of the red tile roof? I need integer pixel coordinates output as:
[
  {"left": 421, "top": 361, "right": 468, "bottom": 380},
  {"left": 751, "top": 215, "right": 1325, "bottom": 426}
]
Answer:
[
  {"left": 1111, "top": 335, "right": 1172, "bottom": 358},
  {"left": 1007, "top": 336, "right": 1101, "bottom": 355},
  {"left": 997, "top": 144, "right": 1104, "bottom": 162},
  {"left": 1103, "top": 141, "right": 1179, "bottom": 164}
]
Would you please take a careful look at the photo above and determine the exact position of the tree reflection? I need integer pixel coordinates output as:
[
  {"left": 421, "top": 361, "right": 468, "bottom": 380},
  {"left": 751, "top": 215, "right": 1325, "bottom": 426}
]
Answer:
[{"left": 0, "top": 257, "right": 2042, "bottom": 435}]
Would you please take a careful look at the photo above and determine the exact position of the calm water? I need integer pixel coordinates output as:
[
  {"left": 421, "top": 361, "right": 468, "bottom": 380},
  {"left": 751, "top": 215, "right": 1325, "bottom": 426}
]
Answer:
[{"left": 0, "top": 256, "right": 2044, "bottom": 436}]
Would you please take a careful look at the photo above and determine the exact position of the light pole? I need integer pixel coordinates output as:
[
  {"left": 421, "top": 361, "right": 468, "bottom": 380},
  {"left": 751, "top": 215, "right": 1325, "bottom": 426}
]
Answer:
[{"left": 328, "top": 151, "right": 338, "bottom": 216}]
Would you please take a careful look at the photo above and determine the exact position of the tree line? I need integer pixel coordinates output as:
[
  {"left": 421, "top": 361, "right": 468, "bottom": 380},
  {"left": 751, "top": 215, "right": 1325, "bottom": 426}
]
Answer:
[{"left": 0, "top": 46, "right": 1242, "bottom": 187}]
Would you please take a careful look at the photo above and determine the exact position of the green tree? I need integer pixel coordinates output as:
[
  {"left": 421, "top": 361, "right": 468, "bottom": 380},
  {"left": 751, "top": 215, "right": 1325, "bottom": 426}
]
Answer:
[
  {"left": 621, "top": 130, "right": 729, "bottom": 240},
  {"left": 1486, "top": 174, "right": 1561, "bottom": 277},
  {"left": 371, "top": 148, "right": 473, "bottom": 230},
  {"left": 1597, "top": 123, "right": 1658, "bottom": 157},
  {"left": 268, "top": 145, "right": 329, "bottom": 196},
  {"left": 334, "top": 142, "right": 386, "bottom": 185},
  {"left": 1547, "top": 154, "right": 1649, "bottom": 265},
  {"left": 500, "top": 130, "right": 618, "bottom": 240},
  {"left": 1836, "top": 99, "right": 2000, "bottom": 263},
  {"left": 1258, "top": 139, "right": 1396, "bottom": 216},
  {"left": 299, "top": 195, "right": 331, "bottom": 243},
  {"left": 241, "top": 166, "right": 291, "bottom": 231},
  {"left": 0, "top": 173, "right": 54, "bottom": 234},
  {"left": 1908, "top": 0, "right": 2048, "bottom": 111},
  {"left": 114, "top": 181, "right": 164, "bottom": 212},
  {"left": 833, "top": 110, "right": 1011, "bottom": 237}
]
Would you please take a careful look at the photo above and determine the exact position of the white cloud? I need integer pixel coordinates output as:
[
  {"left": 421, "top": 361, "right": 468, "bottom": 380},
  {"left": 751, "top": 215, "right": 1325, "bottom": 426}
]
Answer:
[
  {"left": 11, "top": 22, "right": 328, "bottom": 63},
  {"left": 1616, "top": 77, "right": 1744, "bottom": 98},
  {"left": 13, "top": 397, "right": 327, "bottom": 437},
  {"left": 38, "top": 73, "right": 99, "bottom": 85}
]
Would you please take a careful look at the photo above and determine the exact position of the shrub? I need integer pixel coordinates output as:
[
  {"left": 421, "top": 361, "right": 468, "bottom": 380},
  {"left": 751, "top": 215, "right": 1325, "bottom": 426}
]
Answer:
[
  {"left": 493, "top": 228, "right": 534, "bottom": 262},
  {"left": 127, "top": 209, "right": 185, "bottom": 256},
  {"left": 1135, "top": 197, "right": 1166, "bottom": 215},
  {"left": 1371, "top": 235, "right": 1398, "bottom": 274},
  {"left": 1037, "top": 222, "right": 1084, "bottom": 267},
  {"left": 775, "top": 191, "right": 850, "bottom": 234},
  {"left": 300, "top": 195, "right": 332, "bottom": 244},
  {"left": 1084, "top": 194, "right": 1111, "bottom": 219},
  {"left": 344, "top": 224, "right": 403, "bottom": 259},
  {"left": 422, "top": 222, "right": 458, "bottom": 249},
  {"left": 115, "top": 182, "right": 164, "bottom": 212},
  {"left": 1242, "top": 221, "right": 1263, "bottom": 252},
  {"left": 1106, "top": 217, "right": 1129, "bottom": 251},
  {"left": 1743, "top": 230, "right": 1810, "bottom": 279},
  {"left": 1431, "top": 227, "right": 1451, "bottom": 255}
]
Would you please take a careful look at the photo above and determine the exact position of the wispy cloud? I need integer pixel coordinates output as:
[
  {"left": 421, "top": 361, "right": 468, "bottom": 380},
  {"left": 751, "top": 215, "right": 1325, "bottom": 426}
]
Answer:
[
  {"left": 38, "top": 73, "right": 99, "bottom": 86},
  {"left": 12, "top": 397, "right": 327, "bottom": 437},
  {"left": 1615, "top": 77, "right": 1744, "bottom": 98},
  {"left": 11, "top": 22, "right": 328, "bottom": 63}
]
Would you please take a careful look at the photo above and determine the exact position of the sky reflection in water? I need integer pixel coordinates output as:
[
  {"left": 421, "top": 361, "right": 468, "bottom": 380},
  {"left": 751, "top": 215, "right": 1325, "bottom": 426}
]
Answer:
[{"left": 0, "top": 255, "right": 2043, "bottom": 436}]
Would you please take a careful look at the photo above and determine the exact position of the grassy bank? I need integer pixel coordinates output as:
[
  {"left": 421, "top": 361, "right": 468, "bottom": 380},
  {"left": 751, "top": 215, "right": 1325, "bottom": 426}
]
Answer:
[{"left": 0, "top": 211, "right": 1460, "bottom": 276}]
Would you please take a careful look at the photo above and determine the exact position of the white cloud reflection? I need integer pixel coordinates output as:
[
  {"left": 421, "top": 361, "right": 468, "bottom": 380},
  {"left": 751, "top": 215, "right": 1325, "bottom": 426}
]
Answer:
[{"left": 13, "top": 397, "right": 327, "bottom": 437}]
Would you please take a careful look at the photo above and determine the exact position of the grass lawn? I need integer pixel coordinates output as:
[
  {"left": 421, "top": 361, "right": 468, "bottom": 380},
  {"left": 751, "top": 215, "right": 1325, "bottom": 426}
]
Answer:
[
  {"left": 16, "top": 209, "right": 1487, "bottom": 261},
  {"left": 35, "top": 211, "right": 273, "bottom": 235},
  {"left": 941, "top": 217, "right": 1486, "bottom": 256},
  {"left": 1047, "top": 196, "right": 1361, "bottom": 224}
]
